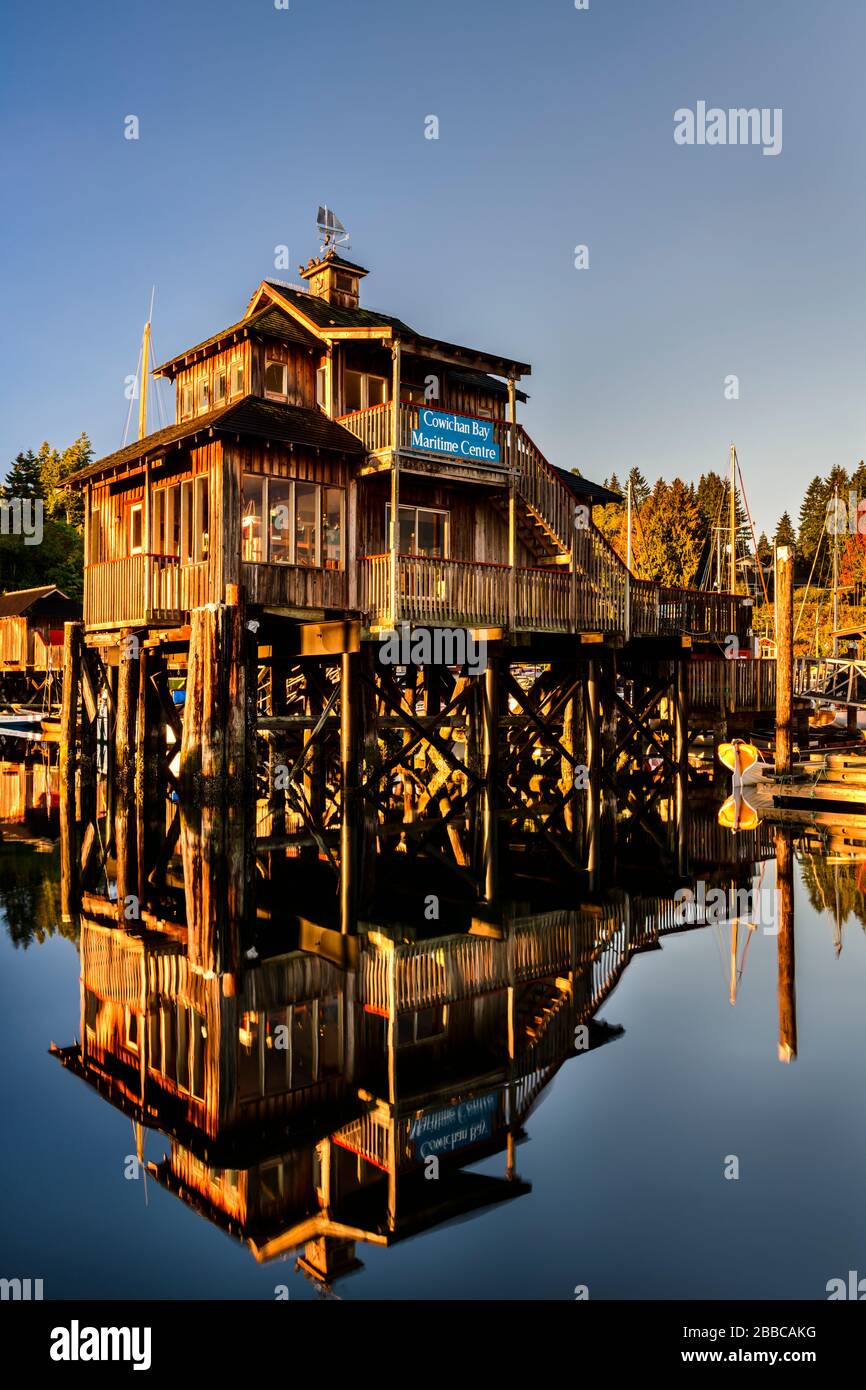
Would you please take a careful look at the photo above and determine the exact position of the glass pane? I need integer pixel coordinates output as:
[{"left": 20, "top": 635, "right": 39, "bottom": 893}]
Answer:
[
  {"left": 191, "top": 1010, "right": 206, "bottom": 1101},
  {"left": 291, "top": 1002, "right": 314, "bottom": 1089},
  {"left": 417, "top": 509, "right": 445, "bottom": 558},
  {"left": 181, "top": 481, "right": 194, "bottom": 564},
  {"left": 316, "top": 367, "right": 326, "bottom": 407},
  {"left": 196, "top": 379, "right": 209, "bottom": 411},
  {"left": 367, "top": 375, "right": 386, "bottom": 407},
  {"left": 165, "top": 485, "right": 180, "bottom": 557},
  {"left": 194, "top": 476, "right": 209, "bottom": 562},
  {"left": 399, "top": 505, "right": 416, "bottom": 554},
  {"left": 231, "top": 360, "right": 244, "bottom": 395},
  {"left": 265, "top": 360, "right": 286, "bottom": 396},
  {"left": 153, "top": 490, "right": 165, "bottom": 556},
  {"left": 318, "top": 998, "right": 341, "bottom": 1077},
  {"left": 242, "top": 474, "right": 265, "bottom": 562},
  {"left": 268, "top": 479, "right": 293, "bottom": 564},
  {"left": 130, "top": 506, "right": 142, "bottom": 554},
  {"left": 238, "top": 1013, "right": 260, "bottom": 1101},
  {"left": 214, "top": 370, "right": 226, "bottom": 404},
  {"left": 344, "top": 371, "right": 362, "bottom": 413},
  {"left": 322, "top": 488, "right": 342, "bottom": 569},
  {"left": 265, "top": 1009, "right": 290, "bottom": 1096},
  {"left": 295, "top": 483, "right": 318, "bottom": 567}
]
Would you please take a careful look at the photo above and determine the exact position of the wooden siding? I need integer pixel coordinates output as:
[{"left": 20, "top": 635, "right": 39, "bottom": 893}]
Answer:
[
  {"left": 250, "top": 339, "right": 317, "bottom": 408},
  {"left": 175, "top": 342, "right": 250, "bottom": 424},
  {"left": 0, "top": 615, "right": 65, "bottom": 670}
]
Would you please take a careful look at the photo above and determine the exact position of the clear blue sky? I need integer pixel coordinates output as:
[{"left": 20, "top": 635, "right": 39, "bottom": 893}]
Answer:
[{"left": 2, "top": 0, "right": 864, "bottom": 536}]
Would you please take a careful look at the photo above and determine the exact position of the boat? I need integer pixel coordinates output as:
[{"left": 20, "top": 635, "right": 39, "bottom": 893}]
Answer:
[{"left": 0, "top": 711, "right": 43, "bottom": 736}]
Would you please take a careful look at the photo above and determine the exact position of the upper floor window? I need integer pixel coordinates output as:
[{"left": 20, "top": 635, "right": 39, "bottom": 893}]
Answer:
[
  {"left": 129, "top": 503, "right": 143, "bottom": 556},
  {"left": 214, "top": 366, "right": 227, "bottom": 405},
  {"left": 241, "top": 473, "right": 344, "bottom": 569},
  {"left": 264, "top": 359, "right": 288, "bottom": 399},
  {"left": 344, "top": 370, "right": 387, "bottom": 413},
  {"left": 196, "top": 377, "right": 210, "bottom": 413},
  {"left": 385, "top": 504, "right": 448, "bottom": 558},
  {"left": 180, "top": 383, "right": 193, "bottom": 419},
  {"left": 229, "top": 358, "right": 244, "bottom": 398},
  {"left": 316, "top": 365, "right": 327, "bottom": 409}
]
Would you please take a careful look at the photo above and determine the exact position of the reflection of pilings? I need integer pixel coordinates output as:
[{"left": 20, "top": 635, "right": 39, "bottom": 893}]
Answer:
[
  {"left": 115, "top": 633, "right": 137, "bottom": 801},
  {"left": 675, "top": 658, "right": 688, "bottom": 877},
  {"left": 59, "top": 622, "right": 81, "bottom": 923},
  {"left": 584, "top": 658, "right": 599, "bottom": 889},
  {"left": 774, "top": 827, "right": 797, "bottom": 1063},
  {"left": 775, "top": 546, "right": 794, "bottom": 776},
  {"left": 481, "top": 657, "right": 499, "bottom": 902}
]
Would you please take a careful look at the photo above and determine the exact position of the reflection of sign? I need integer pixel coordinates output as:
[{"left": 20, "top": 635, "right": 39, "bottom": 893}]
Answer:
[
  {"left": 408, "top": 1092, "right": 497, "bottom": 1159},
  {"left": 410, "top": 409, "right": 501, "bottom": 464}
]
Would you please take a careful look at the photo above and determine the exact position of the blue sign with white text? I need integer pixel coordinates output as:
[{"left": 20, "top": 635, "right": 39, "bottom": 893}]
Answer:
[{"left": 410, "top": 408, "right": 501, "bottom": 464}]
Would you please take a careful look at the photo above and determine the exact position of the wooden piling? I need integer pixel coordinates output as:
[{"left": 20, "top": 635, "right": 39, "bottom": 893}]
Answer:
[
  {"left": 115, "top": 629, "right": 138, "bottom": 800},
  {"left": 340, "top": 650, "right": 359, "bottom": 933},
  {"left": 774, "top": 826, "right": 797, "bottom": 1063},
  {"left": 584, "top": 657, "right": 600, "bottom": 887},
  {"left": 775, "top": 545, "right": 794, "bottom": 776},
  {"left": 59, "top": 621, "right": 82, "bottom": 923}
]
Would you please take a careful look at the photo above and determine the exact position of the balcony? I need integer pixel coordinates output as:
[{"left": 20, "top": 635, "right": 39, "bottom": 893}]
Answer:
[
  {"left": 336, "top": 401, "right": 511, "bottom": 480},
  {"left": 83, "top": 555, "right": 209, "bottom": 628}
]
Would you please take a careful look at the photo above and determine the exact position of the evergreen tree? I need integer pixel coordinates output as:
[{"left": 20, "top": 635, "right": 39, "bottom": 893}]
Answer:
[
  {"left": 638, "top": 478, "right": 702, "bottom": 586},
  {"left": 624, "top": 466, "right": 650, "bottom": 507},
  {"left": 774, "top": 512, "right": 796, "bottom": 547},
  {"left": 1, "top": 449, "right": 45, "bottom": 501},
  {"left": 797, "top": 475, "right": 827, "bottom": 564}
]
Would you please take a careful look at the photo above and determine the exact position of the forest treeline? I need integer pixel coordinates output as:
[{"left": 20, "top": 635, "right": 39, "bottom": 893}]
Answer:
[
  {"left": 590, "top": 461, "right": 866, "bottom": 593},
  {"left": 0, "top": 436, "right": 90, "bottom": 598}
]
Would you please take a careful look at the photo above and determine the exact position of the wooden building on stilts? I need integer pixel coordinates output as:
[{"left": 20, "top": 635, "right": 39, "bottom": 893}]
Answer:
[{"left": 63, "top": 229, "right": 761, "bottom": 882}]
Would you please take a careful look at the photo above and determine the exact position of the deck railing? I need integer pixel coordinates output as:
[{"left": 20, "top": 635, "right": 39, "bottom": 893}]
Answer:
[
  {"left": 688, "top": 656, "right": 776, "bottom": 712},
  {"left": 84, "top": 556, "right": 208, "bottom": 627},
  {"left": 360, "top": 554, "right": 575, "bottom": 631},
  {"left": 337, "top": 401, "right": 510, "bottom": 471}
]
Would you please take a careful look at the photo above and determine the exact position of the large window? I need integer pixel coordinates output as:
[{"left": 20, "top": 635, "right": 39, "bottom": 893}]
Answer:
[
  {"left": 129, "top": 503, "right": 143, "bottom": 556},
  {"left": 344, "top": 370, "right": 387, "bottom": 413},
  {"left": 385, "top": 504, "right": 448, "bottom": 558},
  {"left": 195, "top": 376, "right": 210, "bottom": 413},
  {"left": 153, "top": 478, "right": 206, "bottom": 561},
  {"left": 242, "top": 474, "right": 344, "bottom": 568},
  {"left": 238, "top": 998, "right": 342, "bottom": 1101},
  {"left": 229, "top": 358, "right": 244, "bottom": 398},
  {"left": 180, "top": 383, "right": 193, "bottom": 419}
]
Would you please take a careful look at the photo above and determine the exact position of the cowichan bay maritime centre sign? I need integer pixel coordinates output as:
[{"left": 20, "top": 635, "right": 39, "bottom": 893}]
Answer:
[{"left": 410, "top": 408, "right": 501, "bottom": 464}]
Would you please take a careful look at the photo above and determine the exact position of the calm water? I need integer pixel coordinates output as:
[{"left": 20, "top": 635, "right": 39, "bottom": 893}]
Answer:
[{"left": 2, "top": 755, "right": 865, "bottom": 1301}]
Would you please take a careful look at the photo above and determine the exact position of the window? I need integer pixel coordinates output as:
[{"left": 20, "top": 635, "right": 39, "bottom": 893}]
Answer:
[
  {"left": 152, "top": 489, "right": 164, "bottom": 556},
  {"left": 164, "top": 483, "right": 180, "bottom": 557},
  {"left": 295, "top": 482, "right": 318, "bottom": 567},
  {"left": 344, "top": 370, "right": 388, "bottom": 413},
  {"left": 90, "top": 503, "right": 102, "bottom": 563},
  {"left": 243, "top": 475, "right": 343, "bottom": 567},
  {"left": 129, "top": 503, "right": 143, "bottom": 556},
  {"left": 195, "top": 377, "right": 210, "bottom": 413},
  {"left": 268, "top": 479, "right": 293, "bottom": 564},
  {"left": 194, "top": 474, "right": 209, "bottom": 562},
  {"left": 264, "top": 359, "right": 288, "bottom": 398},
  {"left": 214, "top": 366, "right": 226, "bottom": 405},
  {"left": 322, "top": 488, "right": 343, "bottom": 569},
  {"left": 386, "top": 504, "right": 448, "bottom": 558},
  {"left": 180, "top": 480, "right": 195, "bottom": 563},
  {"left": 316, "top": 365, "right": 327, "bottom": 408},
  {"left": 237, "top": 1000, "right": 341, "bottom": 1099},
  {"left": 241, "top": 474, "right": 265, "bottom": 562},
  {"left": 230, "top": 358, "right": 244, "bottom": 397},
  {"left": 180, "top": 383, "right": 193, "bottom": 419}
]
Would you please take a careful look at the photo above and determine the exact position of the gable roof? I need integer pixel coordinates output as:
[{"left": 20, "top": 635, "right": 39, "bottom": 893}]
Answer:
[
  {"left": 153, "top": 306, "right": 320, "bottom": 380},
  {"left": 71, "top": 396, "right": 365, "bottom": 485},
  {"left": 0, "top": 585, "right": 76, "bottom": 617},
  {"left": 254, "top": 280, "right": 532, "bottom": 378},
  {"left": 554, "top": 467, "right": 622, "bottom": 507}
]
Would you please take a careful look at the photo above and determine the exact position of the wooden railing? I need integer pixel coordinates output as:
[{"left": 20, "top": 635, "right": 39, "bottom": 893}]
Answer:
[
  {"left": 688, "top": 656, "right": 776, "bottom": 713},
  {"left": 341, "top": 400, "right": 743, "bottom": 642},
  {"left": 360, "top": 554, "right": 573, "bottom": 631},
  {"left": 84, "top": 556, "right": 208, "bottom": 627}
]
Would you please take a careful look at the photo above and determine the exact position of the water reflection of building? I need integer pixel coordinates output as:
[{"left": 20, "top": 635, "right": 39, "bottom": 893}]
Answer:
[{"left": 50, "top": 792, "right": 773, "bottom": 1285}]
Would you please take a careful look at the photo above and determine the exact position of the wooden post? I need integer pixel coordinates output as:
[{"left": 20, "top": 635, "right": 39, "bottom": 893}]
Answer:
[
  {"left": 775, "top": 545, "right": 794, "bottom": 776},
  {"left": 675, "top": 658, "right": 688, "bottom": 876},
  {"left": 340, "top": 650, "right": 358, "bottom": 934},
  {"left": 774, "top": 826, "right": 797, "bottom": 1063},
  {"left": 115, "top": 629, "right": 138, "bottom": 801},
  {"left": 507, "top": 378, "right": 517, "bottom": 633},
  {"left": 59, "top": 621, "right": 82, "bottom": 923},
  {"left": 389, "top": 340, "right": 401, "bottom": 628},
  {"left": 481, "top": 656, "right": 498, "bottom": 903},
  {"left": 585, "top": 657, "right": 600, "bottom": 889}
]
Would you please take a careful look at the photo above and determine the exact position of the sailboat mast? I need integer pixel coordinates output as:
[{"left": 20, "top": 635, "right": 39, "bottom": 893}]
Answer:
[
  {"left": 832, "top": 484, "right": 839, "bottom": 657},
  {"left": 138, "top": 319, "right": 151, "bottom": 441},
  {"left": 728, "top": 444, "right": 738, "bottom": 595},
  {"left": 626, "top": 477, "right": 633, "bottom": 571}
]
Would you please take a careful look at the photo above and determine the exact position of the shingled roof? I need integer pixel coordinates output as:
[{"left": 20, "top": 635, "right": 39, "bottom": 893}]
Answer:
[
  {"left": 71, "top": 396, "right": 365, "bottom": 484},
  {"left": 0, "top": 585, "right": 77, "bottom": 617},
  {"left": 153, "top": 305, "right": 320, "bottom": 379}
]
